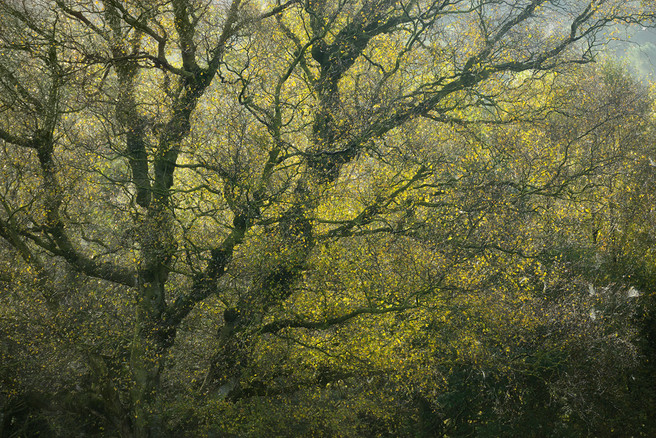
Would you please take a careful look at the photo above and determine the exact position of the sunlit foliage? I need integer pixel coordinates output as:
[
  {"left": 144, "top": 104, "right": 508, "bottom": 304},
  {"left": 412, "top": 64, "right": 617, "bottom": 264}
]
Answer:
[{"left": 1, "top": 0, "right": 655, "bottom": 436}]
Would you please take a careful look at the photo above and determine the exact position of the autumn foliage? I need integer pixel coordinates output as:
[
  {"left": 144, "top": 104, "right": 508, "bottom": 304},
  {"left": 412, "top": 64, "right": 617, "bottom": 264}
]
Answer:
[{"left": 1, "top": 0, "right": 656, "bottom": 436}]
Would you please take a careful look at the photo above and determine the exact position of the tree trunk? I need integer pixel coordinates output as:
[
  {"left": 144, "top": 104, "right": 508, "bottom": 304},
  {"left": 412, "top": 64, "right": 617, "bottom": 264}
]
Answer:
[
  {"left": 129, "top": 205, "right": 177, "bottom": 436},
  {"left": 129, "top": 322, "right": 165, "bottom": 437}
]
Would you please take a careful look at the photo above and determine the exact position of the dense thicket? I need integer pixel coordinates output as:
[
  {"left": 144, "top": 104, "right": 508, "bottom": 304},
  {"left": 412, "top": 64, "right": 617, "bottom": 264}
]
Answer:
[{"left": 1, "top": 0, "right": 656, "bottom": 436}]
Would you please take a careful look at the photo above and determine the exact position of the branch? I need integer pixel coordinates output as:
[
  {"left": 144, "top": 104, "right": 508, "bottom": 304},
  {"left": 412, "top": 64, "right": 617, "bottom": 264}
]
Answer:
[
  {"left": 205, "top": 0, "right": 243, "bottom": 76},
  {"left": 102, "top": 0, "right": 167, "bottom": 45},
  {"left": 0, "top": 213, "right": 44, "bottom": 273},
  {"left": 171, "top": 0, "right": 199, "bottom": 72},
  {"left": 319, "top": 165, "right": 431, "bottom": 239},
  {"left": 258, "top": 0, "right": 301, "bottom": 21},
  {"left": 0, "top": 127, "right": 34, "bottom": 148},
  {"left": 55, "top": 0, "right": 109, "bottom": 40},
  {"left": 0, "top": 63, "right": 44, "bottom": 113},
  {"left": 46, "top": 230, "right": 137, "bottom": 287},
  {"left": 164, "top": 213, "right": 250, "bottom": 327},
  {"left": 260, "top": 305, "right": 412, "bottom": 334},
  {"left": 11, "top": 212, "right": 138, "bottom": 287}
]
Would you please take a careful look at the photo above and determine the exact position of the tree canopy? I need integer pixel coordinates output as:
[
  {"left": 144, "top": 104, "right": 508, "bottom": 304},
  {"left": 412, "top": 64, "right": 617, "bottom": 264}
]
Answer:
[{"left": 1, "top": 0, "right": 656, "bottom": 436}]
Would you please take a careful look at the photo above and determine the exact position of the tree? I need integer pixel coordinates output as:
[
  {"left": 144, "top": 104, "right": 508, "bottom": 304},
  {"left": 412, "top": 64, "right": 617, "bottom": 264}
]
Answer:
[{"left": 0, "top": 0, "right": 653, "bottom": 435}]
